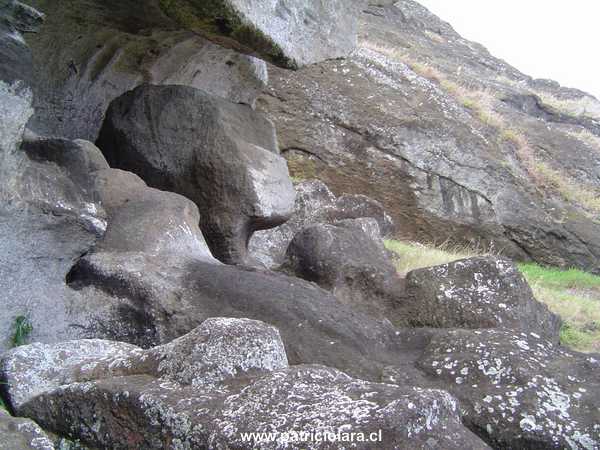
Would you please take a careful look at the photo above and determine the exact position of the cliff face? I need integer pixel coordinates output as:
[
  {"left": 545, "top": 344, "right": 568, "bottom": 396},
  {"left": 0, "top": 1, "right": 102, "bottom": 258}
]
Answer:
[
  {"left": 23, "top": 0, "right": 600, "bottom": 272},
  {"left": 257, "top": 1, "right": 600, "bottom": 272},
  {"left": 2, "top": 1, "right": 600, "bottom": 448}
]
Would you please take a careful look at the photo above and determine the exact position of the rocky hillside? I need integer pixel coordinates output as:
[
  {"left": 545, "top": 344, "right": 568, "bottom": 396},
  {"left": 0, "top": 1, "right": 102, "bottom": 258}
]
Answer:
[{"left": 1, "top": 0, "right": 599, "bottom": 449}]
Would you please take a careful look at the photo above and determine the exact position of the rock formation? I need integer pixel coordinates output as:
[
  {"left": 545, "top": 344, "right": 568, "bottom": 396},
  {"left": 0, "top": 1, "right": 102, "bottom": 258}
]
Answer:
[
  {"left": 0, "top": 0, "right": 599, "bottom": 449},
  {"left": 97, "top": 84, "right": 295, "bottom": 265}
]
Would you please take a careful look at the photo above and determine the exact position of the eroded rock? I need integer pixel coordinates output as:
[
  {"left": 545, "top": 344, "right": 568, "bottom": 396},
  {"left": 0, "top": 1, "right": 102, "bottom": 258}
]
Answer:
[
  {"left": 0, "top": 409, "right": 54, "bottom": 450},
  {"left": 2, "top": 318, "right": 489, "bottom": 449},
  {"left": 282, "top": 221, "right": 403, "bottom": 319},
  {"left": 160, "top": 0, "right": 362, "bottom": 69},
  {"left": 26, "top": 0, "right": 268, "bottom": 140},
  {"left": 96, "top": 84, "right": 295, "bottom": 265},
  {"left": 414, "top": 329, "right": 600, "bottom": 449},
  {"left": 250, "top": 180, "right": 395, "bottom": 268},
  {"left": 403, "top": 257, "right": 561, "bottom": 342}
]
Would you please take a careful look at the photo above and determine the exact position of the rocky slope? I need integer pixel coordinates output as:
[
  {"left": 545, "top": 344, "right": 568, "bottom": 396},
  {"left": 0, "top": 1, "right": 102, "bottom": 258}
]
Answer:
[{"left": 0, "top": 0, "right": 599, "bottom": 449}]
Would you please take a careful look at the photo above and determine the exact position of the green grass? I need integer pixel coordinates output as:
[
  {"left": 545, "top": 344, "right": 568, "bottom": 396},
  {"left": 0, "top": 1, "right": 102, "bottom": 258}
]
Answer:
[
  {"left": 10, "top": 315, "right": 32, "bottom": 348},
  {"left": 385, "top": 239, "right": 600, "bottom": 353}
]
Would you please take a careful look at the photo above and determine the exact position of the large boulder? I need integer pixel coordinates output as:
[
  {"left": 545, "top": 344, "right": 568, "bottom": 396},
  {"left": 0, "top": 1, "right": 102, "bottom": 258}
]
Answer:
[
  {"left": 90, "top": 168, "right": 218, "bottom": 264},
  {"left": 96, "top": 84, "right": 295, "bottom": 265},
  {"left": 67, "top": 253, "right": 402, "bottom": 381},
  {"left": 403, "top": 257, "right": 561, "bottom": 342},
  {"left": 160, "top": 0, "right": 362, "bottom": 69},
  {"left": 1, "top": 318, "right": 489, "bottom": 449},
  {"left": 410, "top": 328, "right": 600, "bottom": 449},
  {"left": 0, "top": 135, "right": 218, "bottom": 351},
  {"left": 282, "top": 220, "right": 403, "bottom": 319},
  {"left": 0, "top": 0, "right": 42, "bottom": 202},
  {"left": 250, "top": 180, "right": 395, "bottom": 268},
  {"left": 0, "top": 409, "right": 54, "bottom": 450},
  {"left": 26, "top": 0, "right": 268, "bottom": 141}
]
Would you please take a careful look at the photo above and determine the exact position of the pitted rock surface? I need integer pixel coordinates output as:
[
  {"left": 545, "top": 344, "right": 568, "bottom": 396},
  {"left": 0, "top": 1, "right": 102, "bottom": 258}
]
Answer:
[
  {"left": 403, "top": 257, "right": 561, "bottom": 342},
  {"left": 2, "top": 319, "right": 489, "bottom": 450},
  {"left": 413, "top": 329, "right": 600, "bottom": 449},
  {"left": 96, "top": 84, "right": 295, "bottom": 265},
  {"left": 0, "top": 409, "right": 54, "bottom": 450}
]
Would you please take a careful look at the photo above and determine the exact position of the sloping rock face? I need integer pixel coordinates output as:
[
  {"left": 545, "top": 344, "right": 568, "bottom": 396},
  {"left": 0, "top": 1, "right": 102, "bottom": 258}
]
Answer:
[
  {"left": 257, "top": 1, "right": 600, "bottom": 273},
  {"left": 1, "top": 318, "right": 490, "bottom": 450},
  {"left": 250, "top": 180, "right": 394, "bottom": 268},
  {"left": 404, "top": 257, "right": 561, "bottom": 342},
  {"left": 96, "top": 84, "right": 295, "bottom": 265}
]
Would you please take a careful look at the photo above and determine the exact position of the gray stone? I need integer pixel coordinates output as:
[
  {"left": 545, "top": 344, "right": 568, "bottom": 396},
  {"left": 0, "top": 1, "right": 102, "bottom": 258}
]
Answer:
[
  {"left": 90, "top": 168, "right": 218, "bottom": 264},
  {"left": 282, "top": 221, "right": 403, "bottom": 319},
  {"left": 25, "top": 0, "right": 268, "bottom": 141},
  {"left": 67, "top": 253, "right": 402, "bottom": 381},
  {"left": 7, "top": 137, "right": 109, "bottom": 234},
  {"left": 250, "top": 180, "right": 395, "bottom": 268},
  {"left": 2, "top": 319, "right": 489, "bottom": 449},
  {"left": 0, "top": 318, "right": 285, "bottom": 412},
  {"left": 258, "top": 1, "right": 600, "bottom": 272},
  {"left": 403, "top": 257, "right": 561, "bottom": 342},
  {"left": 96, "top": 84, "right": 295, "bottom": 265},
  {"left": 413, "top": 329, "right": 600, "bottom": 449},
  {"left": 0, "top": 409, "right": 54, "bottom": 450}
]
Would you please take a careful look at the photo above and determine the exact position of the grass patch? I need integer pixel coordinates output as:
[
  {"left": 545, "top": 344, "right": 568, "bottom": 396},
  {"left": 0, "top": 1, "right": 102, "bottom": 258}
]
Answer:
[
  {"left": 384, "top": 240, "right": 482, "bottom": 276},
  {"left": 385, "top": 240, "right": 600, "bottom": 352},
  {"left": 11, "top": 315, "right": 33, "bottom": 348}
]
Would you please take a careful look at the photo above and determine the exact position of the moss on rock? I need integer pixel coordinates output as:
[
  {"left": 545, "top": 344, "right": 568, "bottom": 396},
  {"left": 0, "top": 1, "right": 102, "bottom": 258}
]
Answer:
[{"left": 158, "top": 0, "right": 295, "bottom": 68}]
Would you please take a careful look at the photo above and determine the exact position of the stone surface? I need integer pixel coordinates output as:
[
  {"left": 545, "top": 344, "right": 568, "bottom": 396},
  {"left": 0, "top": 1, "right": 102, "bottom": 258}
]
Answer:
[
  {"left": 96, "top": 84, "right": 295, "bottom": 265},
  {"left": 0, "top": 318, "right": 286, "bottom": 411},
  {"left": 67, "top": 254, "right": 402, "bottom": 381},
  {"left": 2, "top": 319, "right": 489, "bottom": 450},
  {"left": 7, "top": 137, "right": 109, "bottom": 234},
  {"left": 282, "top": 221, "right": 403, "bottom": 319},
  {"left": 26, "top": 0, "right": 268, "bottom": 141},
  {"left": 160, "top": 0, "right": 362, "bottom": 69},
  {"left": 403, "top": 257, "right": 562, "bottom": 342},
  {"left": 250, "top": 180, "right": 395, "bottom": 268},
  {"left": 90, "top": 168, "right": 218, "bottom": 264},
  {"left": 412, "top": 329, "right": 600, "bottom": 449},
  {"left": 0, "top": 409, "right": 54, "bottom": 450},
  {"left": 257, "top": 1, "right": 600, "bottom": 272}
]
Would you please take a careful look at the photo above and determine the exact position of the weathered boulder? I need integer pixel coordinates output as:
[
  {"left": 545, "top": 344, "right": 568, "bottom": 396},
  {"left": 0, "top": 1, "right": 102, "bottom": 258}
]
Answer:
[
  {"left": 7, "top": 137, "right": 109, "bottom": 234},
  {"left": 0, "top": 409, "right": 54, "bottom": 450},
  {"left": 25, "top": 0, "right": 268, "bottom": 141},
  {"left": 96, "top": 84, "right": 295, "bottom": 265},
  {"left": 0, "top": 0, "right": 41, "bottom": 202},
  {"left": 403, "top": 257, "right": 561, "bottom": 342},
  {"left": 90, "top": 168, "right": 218, "bottom": 264},
  {"left": 67, "top": 253, "right": 402, "bottom": 380},
  {"left": 282, "top": 221, "right": 403, "bottom": 319},
  {"left": 1, "top": 318, "right": 489, "bottom": 449},
  {"left": 413, "top": 329, "right": 600, "bottom": 449},
  {"left": 0, "top": 135, "right": 219, "bottom": 352},
  {"left": 250, "top": 180, "right": 395, "bottom": 268},
  {"left": 0, "top": 0, "right": 43, "bottom": 86},
  {"left": 160, "top": 0, "right": 362, "bottom": 69},
  {"left": 0, "top": 318, "right": 286, "bottom": 411}
]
